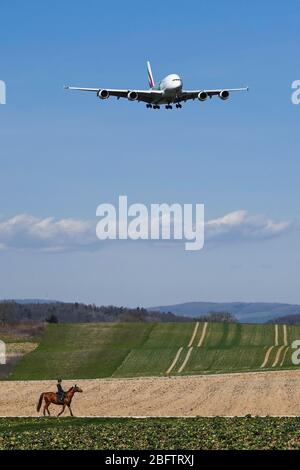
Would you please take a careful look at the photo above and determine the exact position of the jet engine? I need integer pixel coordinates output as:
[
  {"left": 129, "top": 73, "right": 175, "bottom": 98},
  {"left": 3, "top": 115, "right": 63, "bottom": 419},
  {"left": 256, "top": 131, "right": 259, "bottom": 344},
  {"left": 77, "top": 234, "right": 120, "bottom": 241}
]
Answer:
[
  {"left": 198, "top": 91, "right": 208, "bottom": 101},
  {"left": 127, "top": 91, "right": 138, "bottom": 101},
  {"left": 219, "top": 90, "right": 230, "bottom": 100},
  {"left": 97, "top": 89, "right": 110, "bottom": 100}
]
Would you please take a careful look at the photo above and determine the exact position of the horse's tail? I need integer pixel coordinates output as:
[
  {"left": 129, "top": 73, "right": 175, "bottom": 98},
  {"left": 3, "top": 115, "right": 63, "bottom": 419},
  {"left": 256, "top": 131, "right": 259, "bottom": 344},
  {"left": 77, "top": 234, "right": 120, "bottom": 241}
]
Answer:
[{"left": 37, "top": 393, "right": 44, "bottom": 412}]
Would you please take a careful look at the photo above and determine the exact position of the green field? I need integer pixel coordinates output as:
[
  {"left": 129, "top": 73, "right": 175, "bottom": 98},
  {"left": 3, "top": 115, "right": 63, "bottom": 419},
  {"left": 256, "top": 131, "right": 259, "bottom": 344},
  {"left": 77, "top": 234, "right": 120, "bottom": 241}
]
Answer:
[
  {"left": 2, "top": 417, "right": 300, "bottom": 450},
  {"left": 6, "top": 321, "right": 300, "bottom": 380}
]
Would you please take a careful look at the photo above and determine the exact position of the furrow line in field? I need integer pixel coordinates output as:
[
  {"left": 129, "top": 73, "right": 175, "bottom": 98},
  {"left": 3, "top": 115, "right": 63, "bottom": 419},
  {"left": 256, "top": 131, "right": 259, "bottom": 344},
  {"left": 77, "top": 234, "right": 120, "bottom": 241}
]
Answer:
[
  {"left": 166, "top": 347, "right": 183, "bottom": 375},
  {"left": 260, "top": 346, "right": 274, "bottom": 368},
  {"left": 198, "top": 322, "right": 208, "bottom": 347},
  {"left": 178, "top": 347, "right": 194, "bottom": 373},
  {"left": 275, "top": 324, "right": 279, "bottom": 346},
  {"left": 188, "top": 323, "right": 199, "bottom": 348},
  {"left": 272, "top": 345, "right": 285, "bottom": 367},
  {"left": 280, "top": 347, "right": 289, "bottom": 367},
  {"left": 283, "top": 325, "right": 288, "bottom": 346}
]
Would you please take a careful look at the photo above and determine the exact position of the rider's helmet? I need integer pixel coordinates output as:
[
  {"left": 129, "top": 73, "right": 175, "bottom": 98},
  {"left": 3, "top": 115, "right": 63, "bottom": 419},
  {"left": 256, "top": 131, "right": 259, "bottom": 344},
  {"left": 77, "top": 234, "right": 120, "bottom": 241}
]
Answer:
[{"left": 57, "top": 378, "right": 62, "bottom": 383}]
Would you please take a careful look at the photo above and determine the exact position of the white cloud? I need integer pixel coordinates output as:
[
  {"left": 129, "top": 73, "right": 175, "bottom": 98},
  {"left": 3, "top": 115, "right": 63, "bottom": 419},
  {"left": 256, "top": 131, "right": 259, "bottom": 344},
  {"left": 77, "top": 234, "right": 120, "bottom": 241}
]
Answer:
[
  {"left": 0, "top": 214, "right": 96, "bottom": 252},
  {"left": 205, "top": 210, "right": 291, "bottom": 242},
  {"left": 0, "top": 210, "right": 292, "bottom": 252}
]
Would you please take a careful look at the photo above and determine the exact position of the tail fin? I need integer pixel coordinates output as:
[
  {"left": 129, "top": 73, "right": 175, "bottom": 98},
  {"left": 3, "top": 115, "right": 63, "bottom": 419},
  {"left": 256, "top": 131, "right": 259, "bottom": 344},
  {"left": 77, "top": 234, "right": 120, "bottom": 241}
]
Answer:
[
  {"left": 37, "top": 393, "right": 44, "bottom": 412},
  {"left": 147, "top": 61, "right": 155, "bottom": 88}
]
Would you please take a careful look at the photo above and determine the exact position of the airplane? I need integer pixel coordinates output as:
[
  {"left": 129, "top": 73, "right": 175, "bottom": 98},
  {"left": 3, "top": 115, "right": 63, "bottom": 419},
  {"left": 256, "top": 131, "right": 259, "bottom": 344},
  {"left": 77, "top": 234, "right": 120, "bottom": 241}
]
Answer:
[{"left": 65, "top": 61, "right": 248, "bottom": 109}]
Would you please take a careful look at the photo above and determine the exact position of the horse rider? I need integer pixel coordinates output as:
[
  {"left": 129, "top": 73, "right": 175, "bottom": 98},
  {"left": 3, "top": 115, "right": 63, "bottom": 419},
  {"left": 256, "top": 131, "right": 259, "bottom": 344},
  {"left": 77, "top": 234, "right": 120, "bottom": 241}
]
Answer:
[{"left": 57, "top": 378, "right": 65, "bottom": 403}]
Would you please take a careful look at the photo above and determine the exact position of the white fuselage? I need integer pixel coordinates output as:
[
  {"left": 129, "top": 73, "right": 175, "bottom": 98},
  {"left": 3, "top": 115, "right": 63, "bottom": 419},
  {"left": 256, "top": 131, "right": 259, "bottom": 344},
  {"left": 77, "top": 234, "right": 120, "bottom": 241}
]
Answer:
[{"left": 155, "top": 74, "right": 183, "bottom": 103}]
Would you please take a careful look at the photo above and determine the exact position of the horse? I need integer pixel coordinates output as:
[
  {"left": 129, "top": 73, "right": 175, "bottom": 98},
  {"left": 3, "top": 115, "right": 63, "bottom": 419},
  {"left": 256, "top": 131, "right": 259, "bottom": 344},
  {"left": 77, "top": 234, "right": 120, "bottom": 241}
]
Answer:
[{"left": 37, "top": 385, "right": 83, "bottom": 417}]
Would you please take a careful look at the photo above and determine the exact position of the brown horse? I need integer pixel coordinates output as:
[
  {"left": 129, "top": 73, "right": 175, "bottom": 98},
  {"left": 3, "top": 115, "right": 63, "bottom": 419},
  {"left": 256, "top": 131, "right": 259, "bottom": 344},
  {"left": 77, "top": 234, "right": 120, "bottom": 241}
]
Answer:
[{"left": 37, "top": 385, "right": 83, "bottom": 417}]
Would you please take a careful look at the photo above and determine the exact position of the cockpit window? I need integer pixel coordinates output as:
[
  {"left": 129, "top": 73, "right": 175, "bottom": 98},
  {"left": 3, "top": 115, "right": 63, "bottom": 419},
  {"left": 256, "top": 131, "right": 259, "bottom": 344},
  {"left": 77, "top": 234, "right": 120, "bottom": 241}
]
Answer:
[{"left": 172, "top": 78, "right": 181, "bottom": 81}]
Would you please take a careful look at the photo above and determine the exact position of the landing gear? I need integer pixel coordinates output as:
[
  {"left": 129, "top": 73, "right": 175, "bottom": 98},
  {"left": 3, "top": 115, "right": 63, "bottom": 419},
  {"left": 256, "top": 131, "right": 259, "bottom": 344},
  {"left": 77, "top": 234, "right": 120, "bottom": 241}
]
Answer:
[{"left": 148, "top": 102, "right": 182, "bottom": 110}]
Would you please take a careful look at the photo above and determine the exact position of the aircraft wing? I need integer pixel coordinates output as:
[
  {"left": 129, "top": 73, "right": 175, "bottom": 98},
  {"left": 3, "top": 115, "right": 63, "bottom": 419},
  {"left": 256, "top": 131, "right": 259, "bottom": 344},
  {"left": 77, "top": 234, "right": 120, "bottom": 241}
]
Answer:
[
  {"left": 179, "top": 87, "right": 249, "bottom": 101},
  {"left": 65, "top": 86, "right": 163, "bottom": 103}
]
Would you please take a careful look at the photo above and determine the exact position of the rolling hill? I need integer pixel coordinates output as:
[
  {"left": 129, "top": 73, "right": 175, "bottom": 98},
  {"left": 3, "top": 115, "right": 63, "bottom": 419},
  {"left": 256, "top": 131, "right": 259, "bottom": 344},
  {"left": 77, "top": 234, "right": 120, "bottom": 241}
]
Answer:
[
  {"left": 150, "top": 301, "right": 300, "bottom": 323},
  {"left": 8, "top": 321, "right": 300, "bottom": 380},
  {"left": 269, "top": 314, "right": 300, "bottom": 324}
]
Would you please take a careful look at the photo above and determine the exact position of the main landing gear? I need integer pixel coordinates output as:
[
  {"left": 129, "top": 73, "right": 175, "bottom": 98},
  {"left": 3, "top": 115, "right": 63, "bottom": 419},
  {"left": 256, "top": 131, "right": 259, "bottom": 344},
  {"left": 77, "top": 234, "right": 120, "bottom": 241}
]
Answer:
[
  {"left": 146, "top": 103, "right": 182, "bottom": 110},
  {"left": 165, "top": 103, "right": 182, "bottom": 109},
  {"left": 147, "top": 104, "right": 160, "bottom": 109}
]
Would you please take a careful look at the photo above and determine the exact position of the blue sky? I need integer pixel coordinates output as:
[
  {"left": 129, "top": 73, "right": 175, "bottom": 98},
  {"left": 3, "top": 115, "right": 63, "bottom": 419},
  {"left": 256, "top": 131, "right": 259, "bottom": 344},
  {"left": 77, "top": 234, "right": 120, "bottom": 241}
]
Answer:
[{"left": 0, "top": 0, "right": 300, "bottom": 306}]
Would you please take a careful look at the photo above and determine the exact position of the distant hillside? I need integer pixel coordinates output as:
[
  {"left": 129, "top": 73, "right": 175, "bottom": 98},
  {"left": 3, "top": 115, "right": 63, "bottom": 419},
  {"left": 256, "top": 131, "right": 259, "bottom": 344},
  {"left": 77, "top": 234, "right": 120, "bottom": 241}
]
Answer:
[
  {"left": 149, "top": 301, "right": 300, "bottom": 323},
  {"left": 0, "top": 301, "right": 193, "bottom": 324},
  {"left": 2, "top": 299, "right": 60, "bottom": 305},
  {"left": 2, "top": 299, "right": 299, "bottom": 324},
  {"left": 268, "top": 314, "right": 300, "bottom": 324}
]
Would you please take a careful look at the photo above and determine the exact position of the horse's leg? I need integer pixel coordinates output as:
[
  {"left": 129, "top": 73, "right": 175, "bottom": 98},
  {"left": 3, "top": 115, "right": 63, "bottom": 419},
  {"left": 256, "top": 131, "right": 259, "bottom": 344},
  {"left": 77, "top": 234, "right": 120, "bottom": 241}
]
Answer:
[
  {"left": 67, "top": 405, "right": 74, "bottom": 417},
  {"left": 43, "top": 401, "right": 47, "bottom": 416},
  {"left": 43, "top": 398, "right": 50, "bottom": 416},
  {"left": 57, "top": 405, "right": 66, "bottom": 417},
  {"left": 47, "top": 404, "right": 51, "bottom": 416}
]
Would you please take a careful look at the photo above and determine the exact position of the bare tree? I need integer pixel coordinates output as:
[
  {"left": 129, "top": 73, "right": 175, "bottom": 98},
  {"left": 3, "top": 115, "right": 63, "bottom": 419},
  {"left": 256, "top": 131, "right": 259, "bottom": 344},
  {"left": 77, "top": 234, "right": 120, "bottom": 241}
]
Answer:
[{"left": 0, "top": 302, "right": 13, "bottom": 325}]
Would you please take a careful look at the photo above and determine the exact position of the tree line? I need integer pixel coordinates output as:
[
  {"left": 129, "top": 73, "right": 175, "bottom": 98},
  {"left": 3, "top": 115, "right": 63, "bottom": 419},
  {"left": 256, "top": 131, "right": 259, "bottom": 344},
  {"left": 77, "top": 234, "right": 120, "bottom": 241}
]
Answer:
[{"left": 0, "top": 301, "right": 237, "bottom": 324}]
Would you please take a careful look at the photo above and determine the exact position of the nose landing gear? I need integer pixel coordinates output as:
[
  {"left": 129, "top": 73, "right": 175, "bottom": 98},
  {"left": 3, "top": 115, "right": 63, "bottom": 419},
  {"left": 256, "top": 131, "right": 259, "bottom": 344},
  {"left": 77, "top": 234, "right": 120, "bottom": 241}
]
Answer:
[{"left": 176, "top": 103, "right": 182, "bottom": 109}]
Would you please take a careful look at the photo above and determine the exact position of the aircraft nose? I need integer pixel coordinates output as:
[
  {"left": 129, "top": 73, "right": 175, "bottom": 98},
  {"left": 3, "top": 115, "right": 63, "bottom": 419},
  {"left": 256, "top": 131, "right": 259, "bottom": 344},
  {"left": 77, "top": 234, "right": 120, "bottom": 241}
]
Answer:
[{"left": 172, "top": 79, "right": 182, "bottom": 89}]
